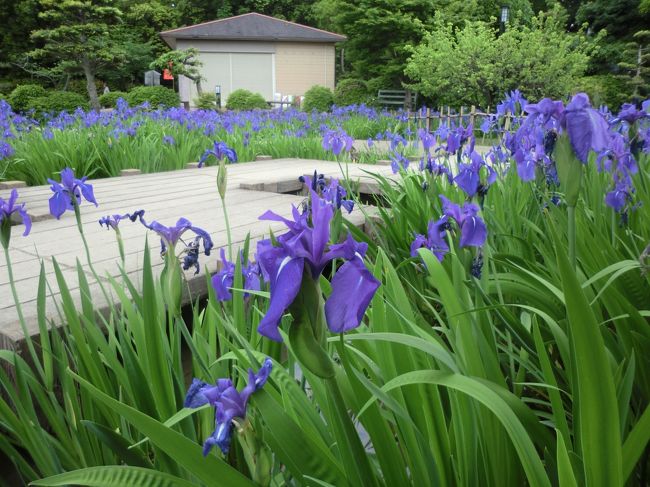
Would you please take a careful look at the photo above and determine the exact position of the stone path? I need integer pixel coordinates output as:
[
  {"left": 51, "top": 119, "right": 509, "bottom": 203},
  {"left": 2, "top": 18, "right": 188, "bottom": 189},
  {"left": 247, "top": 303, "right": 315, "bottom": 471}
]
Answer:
[{"left": 0, "top": 159, "right": 392, "bottom": 351}]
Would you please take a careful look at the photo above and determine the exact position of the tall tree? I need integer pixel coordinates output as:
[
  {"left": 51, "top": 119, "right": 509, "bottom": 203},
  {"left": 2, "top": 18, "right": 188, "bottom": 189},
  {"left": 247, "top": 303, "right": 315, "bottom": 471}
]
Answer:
[
  {"left": 174, "top": 0, "right": 318, "bottom": 26},
  {"left": 405, "top": 6, "right": 595, "bottom": 106},
  {"left": 121, "top": 0, "right": 180, "bottom": 57},
  {"left": 313, "top": 0, "right": 437, "bottom": 89},
  {"left": 29, "top": 0, "right": 124, "bottom": 110},
  {"left": 618, "top": 30, "right": 650, "bottom": 97},
  {"left": 0, "top": 0, "right": 41, "bottom": 79}
]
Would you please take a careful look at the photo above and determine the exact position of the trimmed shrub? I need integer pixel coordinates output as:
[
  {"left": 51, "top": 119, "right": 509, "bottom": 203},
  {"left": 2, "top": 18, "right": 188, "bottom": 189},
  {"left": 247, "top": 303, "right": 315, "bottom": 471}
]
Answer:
[
  {"left": 66, "top": 78, "right": 104, "bottom": 96},
  {"left": 225, "top": 89, "right": 268, "bottom": 110},
  {"left": 99, "top": 91, "right": 128, "bottom": 108},
  {"left": 27, "top": 91, "right": 89, "bottom": 114},
  {"left": 126, "top": 86, "right": 180, "bottom": 108},
  {"left": 334, "top": 79, "right": 370, "bottom": 106},
  {"left": 194, "top": 93, "right": 218, "bottom": 110},
  {"left": 8, "top": 84, "right": 48, "bottom": 112},
  {"left": 302, "top": 85, "right": 334, "bottom": 112}
]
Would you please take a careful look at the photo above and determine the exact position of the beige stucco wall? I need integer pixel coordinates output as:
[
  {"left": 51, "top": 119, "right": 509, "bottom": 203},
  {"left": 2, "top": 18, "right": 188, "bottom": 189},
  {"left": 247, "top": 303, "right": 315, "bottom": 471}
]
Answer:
[
  {"left": 174, "top": 39, "right": 336, "bottom": 105},
  {"left": 275, "top": 43, "right": 335, "bottom": 96}
]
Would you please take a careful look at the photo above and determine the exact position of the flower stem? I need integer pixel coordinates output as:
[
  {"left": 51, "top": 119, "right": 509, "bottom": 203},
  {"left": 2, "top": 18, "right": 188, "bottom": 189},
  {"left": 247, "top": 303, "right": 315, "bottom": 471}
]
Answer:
[
  {"left": 73, "top": 202, "right": 112, "bottom": 304},
  {"left": 568, "top": 205, "right": 576, "bottom": 269},
  {"left": 3, "top": 245, "right": 45, "bottom": 380},
  {"left": 222, "top": 195, "right": 233, "bottom": 261}
]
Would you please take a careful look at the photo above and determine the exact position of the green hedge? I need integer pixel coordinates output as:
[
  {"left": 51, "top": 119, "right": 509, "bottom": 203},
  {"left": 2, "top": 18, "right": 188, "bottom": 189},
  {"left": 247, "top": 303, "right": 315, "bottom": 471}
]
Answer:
[
  {"left": 225, "top": 89, "right": 268, "bottom": 110},
  {"left": 99, "top": 91, "right": 128, "bottom": 108},
  {"left": 302, "top": 85, "right": 334, "bottom": 112},
  {"left": 8, "top": 84, "right": 48, "bottom": 112},
  {"left": 194, "top": 92, "right": 218, "bottom": 110},
  {"left": 27, "top": 91, "right": 89, "bottom": 114},
  {"left": 334, "top": 79, "right": 370, "bottom": 106},
  {"left": 126, "top": 86, "right": 180, "bottom": 108}
]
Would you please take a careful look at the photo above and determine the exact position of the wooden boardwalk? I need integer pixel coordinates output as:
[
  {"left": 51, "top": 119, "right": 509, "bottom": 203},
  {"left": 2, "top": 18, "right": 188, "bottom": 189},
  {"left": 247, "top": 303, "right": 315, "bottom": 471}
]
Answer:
[{"left": 0, "top": 159, "right": 393, "bottom": 351}]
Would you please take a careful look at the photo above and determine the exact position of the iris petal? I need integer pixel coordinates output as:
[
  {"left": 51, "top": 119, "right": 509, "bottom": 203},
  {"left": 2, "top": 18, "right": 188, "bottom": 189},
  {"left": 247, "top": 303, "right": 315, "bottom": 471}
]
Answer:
[
  {"left": 257, "top": 250, "right": 304, "bottom": 341},
  {"left": 325, "top": 258, "right": 380, "bottom": 333}
]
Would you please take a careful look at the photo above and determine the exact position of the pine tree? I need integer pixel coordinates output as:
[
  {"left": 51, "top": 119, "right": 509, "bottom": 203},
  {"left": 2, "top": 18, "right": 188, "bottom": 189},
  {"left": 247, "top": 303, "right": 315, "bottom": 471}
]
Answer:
[
  {"left": 29, "top": 0, "right": 123, "bottom": 110},
  {"left": 618, "top": 30, "right": 650, "bottom": 98}
]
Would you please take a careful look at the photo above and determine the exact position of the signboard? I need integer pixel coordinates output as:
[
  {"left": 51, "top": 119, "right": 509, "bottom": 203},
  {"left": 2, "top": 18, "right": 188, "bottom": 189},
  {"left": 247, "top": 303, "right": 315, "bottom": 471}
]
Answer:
[{"left": 144, "top": 70, "right": 161, "bottom": 86}]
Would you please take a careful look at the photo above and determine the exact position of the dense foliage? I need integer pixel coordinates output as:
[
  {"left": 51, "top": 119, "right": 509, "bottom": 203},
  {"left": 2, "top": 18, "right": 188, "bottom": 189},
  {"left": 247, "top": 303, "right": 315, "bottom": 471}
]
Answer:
[
  {"left": 7, "top": 84, "right": 47, "bottom": 112},
  {"left": 126, "top": 86, "right": 180, "bottom": 109},
  {"left": 98, "top": 91, "right": 128, "bottom": 108},
  {"left": 226, "top": 89, "right": 268, "bottom": 111},
  {"left": 302, "top": 85, "right": 334, "bottom": 112},
  {"left": 194, "top": 93, "right": 219, "bottom": 110},
  {"left": 405, "top": 8, "right": 595, "bottom": 107},
  {"left": 334, "top": 78, "right": 370, "bottom": 106},
  {"left": 27, "top": 90, "right": 89, "bottom": 114}
]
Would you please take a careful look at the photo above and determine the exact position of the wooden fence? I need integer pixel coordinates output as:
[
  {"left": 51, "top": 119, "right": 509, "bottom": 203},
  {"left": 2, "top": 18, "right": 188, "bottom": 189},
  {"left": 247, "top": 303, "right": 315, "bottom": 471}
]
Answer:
[{"left": 406, "top": 106, "right": 517, "bottom": 133}]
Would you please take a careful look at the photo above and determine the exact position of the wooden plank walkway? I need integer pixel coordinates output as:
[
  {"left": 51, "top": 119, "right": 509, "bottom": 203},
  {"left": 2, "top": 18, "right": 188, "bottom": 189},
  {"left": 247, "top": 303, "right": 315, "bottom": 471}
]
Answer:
[{"left": 0, "top": 159, "right": 393, "bottom": 351}]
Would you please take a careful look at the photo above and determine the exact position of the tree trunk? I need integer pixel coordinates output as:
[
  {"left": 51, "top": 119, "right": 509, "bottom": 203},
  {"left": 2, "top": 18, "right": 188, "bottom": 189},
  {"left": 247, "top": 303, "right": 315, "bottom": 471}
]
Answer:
[
  {"left": 195, "top": 79, "right": 203, "bottom": 96},
  {"left": 82, "top": 57, "right": 100, "bottom": 111}
]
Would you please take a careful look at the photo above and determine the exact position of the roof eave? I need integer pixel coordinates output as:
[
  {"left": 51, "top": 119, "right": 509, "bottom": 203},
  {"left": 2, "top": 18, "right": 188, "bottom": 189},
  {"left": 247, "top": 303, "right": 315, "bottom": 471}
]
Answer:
[
  {"left": 160, "top": 34, "right": 176, "bottom": 49},
  {"left": 162, "top": 35, "right": 347, "bottom": 43}
]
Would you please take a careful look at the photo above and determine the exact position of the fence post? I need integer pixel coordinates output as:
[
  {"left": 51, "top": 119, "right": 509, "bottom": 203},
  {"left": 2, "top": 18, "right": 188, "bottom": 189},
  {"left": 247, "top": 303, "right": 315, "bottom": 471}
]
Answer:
[
  {"left": 425, "top": 107, "right": 430, "bottom": 132},
  {"left": 470, "top": 105, "right": 476, "bottom": 129},
  {"left": 447, "top": 106, "right": 451, "bottom": 126},
  {"left": 460, "top": 106, "right": 465, "bottom": 126}
]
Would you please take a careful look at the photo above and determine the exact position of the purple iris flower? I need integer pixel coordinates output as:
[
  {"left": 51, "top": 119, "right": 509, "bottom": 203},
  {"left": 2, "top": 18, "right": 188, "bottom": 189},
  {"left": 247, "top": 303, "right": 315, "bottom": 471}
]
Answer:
[
  {"left": 162, "top": 135, "right": 175, "bottom": 145},
  {"left": 480, "top": 116, "right": 494, "bottom": 134},
  {"left": 523, "top": 98, "right": 564, "bottom": 126},
  {"left": 596, "top": 132, "right": 637, "bottom": 175},
  {"left": 440, "top": 195, "right": 487, "bottom": 248},
  {"left": 98, "top": 209, "right": 144, "bottom": 230},
  {"left": 417, "top": 128, "right": 436, "bottom": 153},
  {"left": 322, "top": 178, "right": 354, "bottom": 213},
  {"left": 421, "top": 155, "right": 453, "bottom": 183},
  {"left": 612, "top": 103, "right": 650, "bottom": 125},
  {"left": 140, "top": 216, "right": 213, "bottom": 259},
  {"left": 0, "top": 189, "right": 32, "bottom": 237},
  {"left": 322, "top": 129, "right": 353, "bottom": 156},
  {"left": 454, "top": 151, "right": 495, "bottom": 197},
  {"left": 212, "top": 248, "right": 261, "bottom": 301},
  {"left": 605, "top": 179, "right": 632, "bottom": 212},
  {"left": 256, "top": 191, "right": 380, "bottom": 341},
  {"left": 47, "top": 168, "right": 98, "bottom": 219},
  {"left": 199, "top": 141, "right": 237, "bottom": 167},
  {"left": 410, "top": 215, "right": 450, "bottom": 261},
  {"left": 390, "top": 152, "right": 410, "bottom": 173},
  {"left": 561, "top": 93, "right": 611, "bottom": 163},
  {"left": 323, "top": 236, "right": 380, "bottom": 333},
  {"left": 497, "top": 90, "right": 528, "bottom": 117},
  {"left": 184, "top": 358, "right": 272, "bottom": 455},
  {"left": 1, "top": 143, "right": 14, "bottom": 161}
]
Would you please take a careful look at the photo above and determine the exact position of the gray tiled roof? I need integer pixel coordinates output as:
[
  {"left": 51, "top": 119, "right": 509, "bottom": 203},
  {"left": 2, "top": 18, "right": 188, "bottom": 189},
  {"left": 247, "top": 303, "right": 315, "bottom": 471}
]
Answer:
[{"left": 160, "top": 12, "right": 346, "bottom": 48}]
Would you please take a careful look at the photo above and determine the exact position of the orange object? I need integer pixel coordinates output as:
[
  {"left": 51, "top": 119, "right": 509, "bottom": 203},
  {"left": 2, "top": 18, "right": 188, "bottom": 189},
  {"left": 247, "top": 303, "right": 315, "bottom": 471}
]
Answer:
[{"left": 163, "top": 69, "right": 173, "bottom": 80}]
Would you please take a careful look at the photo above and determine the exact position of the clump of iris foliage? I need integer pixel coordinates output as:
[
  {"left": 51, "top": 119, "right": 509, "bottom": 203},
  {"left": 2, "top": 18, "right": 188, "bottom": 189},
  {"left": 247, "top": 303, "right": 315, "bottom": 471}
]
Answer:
[
  {"left": 0, "top": 98, "right": 421, "bottom": 186},
  {"left": 0, "top": 92, "right": 650, "bottom": 487}
]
